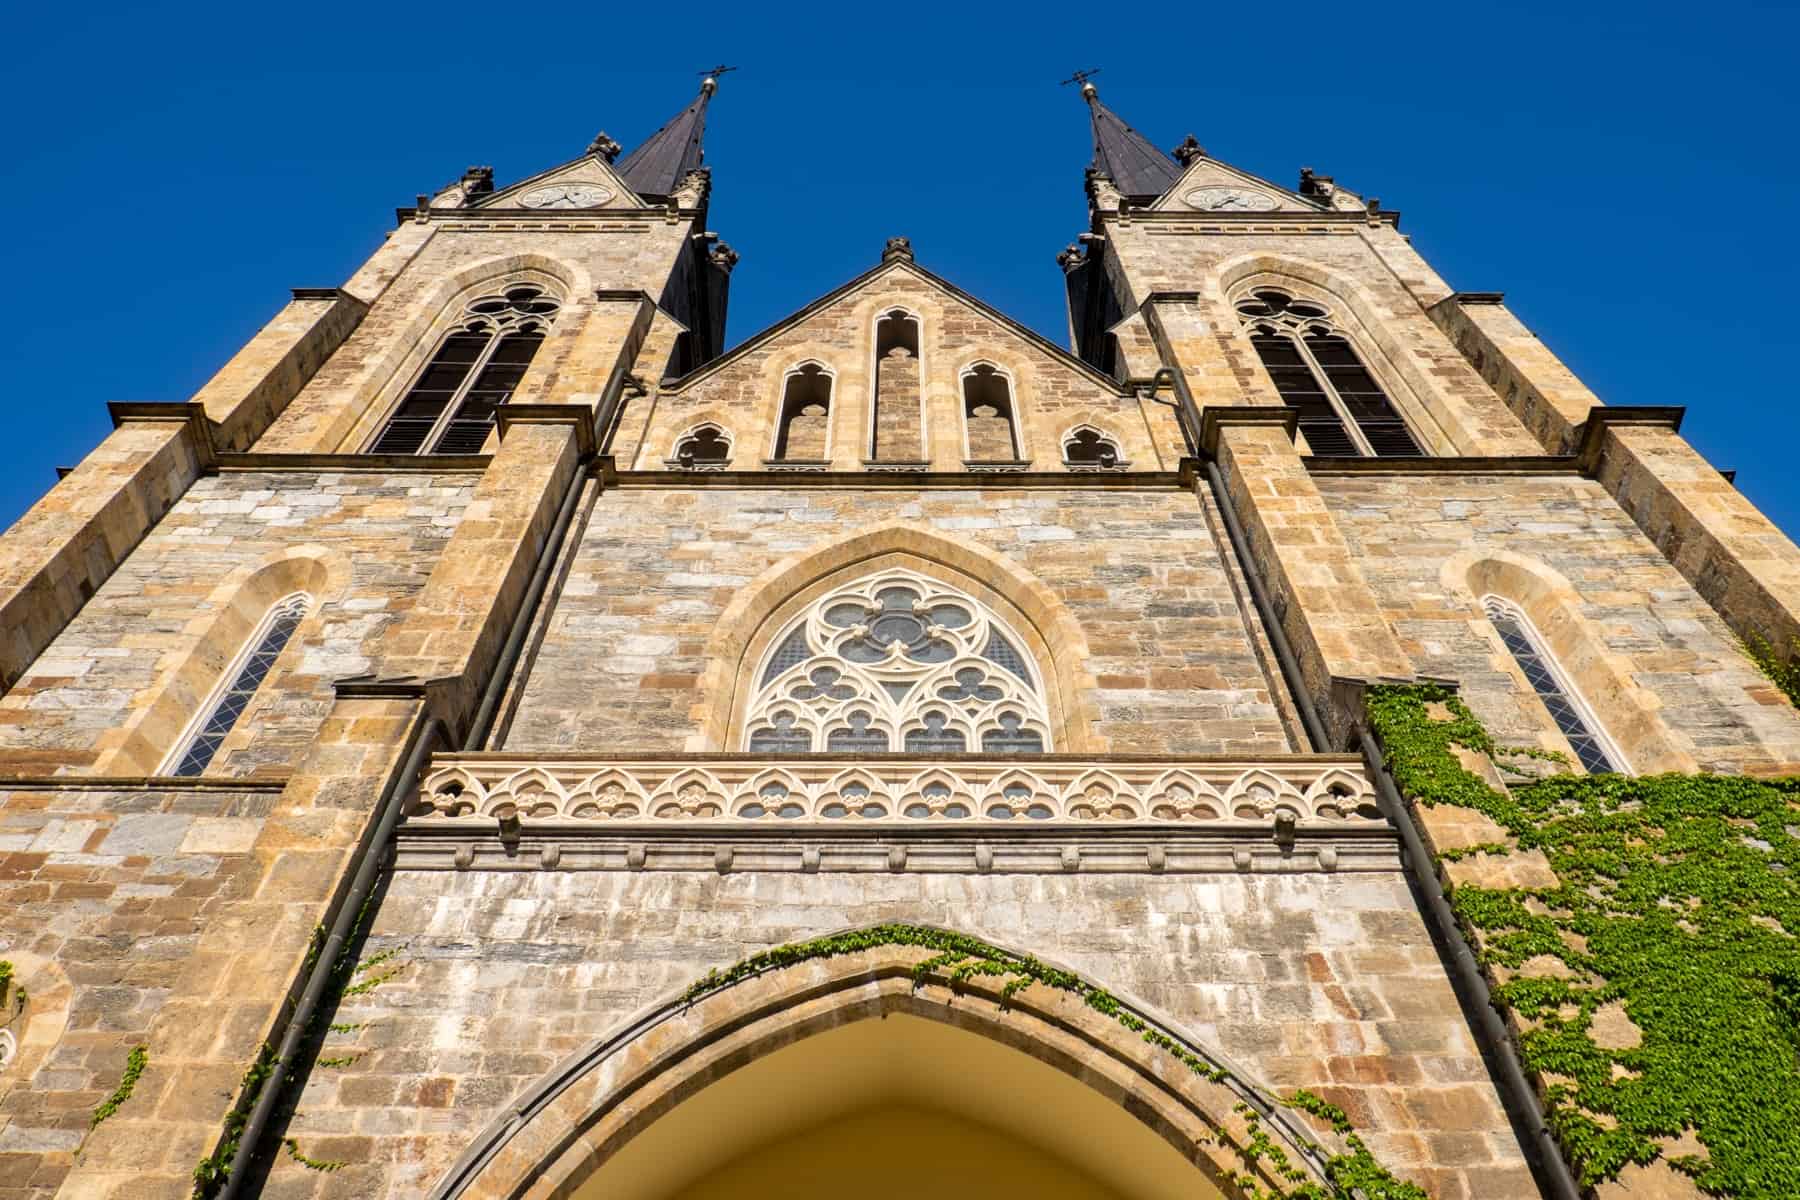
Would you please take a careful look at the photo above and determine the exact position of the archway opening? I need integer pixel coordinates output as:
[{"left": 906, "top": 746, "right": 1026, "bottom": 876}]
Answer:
[{"left": 572, "top": 1013, "right": 1224, "bottom": 1200}]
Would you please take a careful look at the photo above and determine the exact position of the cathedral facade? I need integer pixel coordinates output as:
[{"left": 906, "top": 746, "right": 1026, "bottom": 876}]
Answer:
[{"left": 2, "top": 74, "right": 1798, "bottom": 1200}]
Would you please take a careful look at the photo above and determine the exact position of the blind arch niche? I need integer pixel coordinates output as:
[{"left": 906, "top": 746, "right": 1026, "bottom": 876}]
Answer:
[{"left": 744, "top": 570, "right": 1054, "bottom": 754}]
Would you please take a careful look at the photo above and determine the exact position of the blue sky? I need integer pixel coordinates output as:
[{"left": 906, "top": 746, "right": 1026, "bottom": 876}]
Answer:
[{"left": 3, "top": 1, "right": 1796, "bottom": 536}]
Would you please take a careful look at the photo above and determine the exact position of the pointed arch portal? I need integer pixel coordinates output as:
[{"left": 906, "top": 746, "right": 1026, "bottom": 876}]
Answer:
[{"left": 426, "top": 931, "right": 1336, "bottom": 1199}]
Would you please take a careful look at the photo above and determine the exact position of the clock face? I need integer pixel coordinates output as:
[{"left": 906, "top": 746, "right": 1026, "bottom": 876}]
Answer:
[
  {"left": 1185, "top": 186, "right": 1277, "bottom": 212},
  {"left": 519, "top": 183, "right": 612, "bottom": 209}
]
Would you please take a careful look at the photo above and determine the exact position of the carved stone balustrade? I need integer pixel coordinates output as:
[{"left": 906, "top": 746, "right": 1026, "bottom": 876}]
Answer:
[{"left": 408, "top": 754, "right": 1380, "bottom": 827}]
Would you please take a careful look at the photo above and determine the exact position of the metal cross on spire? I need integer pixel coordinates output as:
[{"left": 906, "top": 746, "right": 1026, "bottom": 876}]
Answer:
[
  {"left": 1060, "top": 67, "right": 1101, "bottom": 88},
  {"left": 697, "top": 64, "right": 737, "bottom": 96}
]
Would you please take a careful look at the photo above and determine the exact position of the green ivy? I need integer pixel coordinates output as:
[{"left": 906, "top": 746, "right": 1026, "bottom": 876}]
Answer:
[
  {"left": 282, "top": 1137, "right": 345, "bottom": 1172},
  {"left": 681, "top": 923, "right": 1423, "bottom": 1198},
  {"left": 191, "top": 1041, "right": 276, "bottom": 1196},
  {"left": 90, "top": 1045, "right": 148, "bottom": 1129},
  {"left": 1743, "top": 633, "right": 1800, "bottom": 710},
  {"left": 1368, "top": 683, "right": 1800, "bottom": 1197}
]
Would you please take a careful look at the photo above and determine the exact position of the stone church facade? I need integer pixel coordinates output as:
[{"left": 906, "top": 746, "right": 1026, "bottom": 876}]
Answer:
[{"left": 1, "top": 74, "right": 1797, "bottom": 1200}]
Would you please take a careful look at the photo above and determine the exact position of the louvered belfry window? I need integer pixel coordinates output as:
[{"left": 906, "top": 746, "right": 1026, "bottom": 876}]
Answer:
[
  {"left": 168, "top": 593, "right": 310, "bottom": 777},
  {"left": 1234, "top": 289, "right": 1423, "bottom": 457},
  {"left": 1483, "top": 597, "right": 1624, "bottom": 775},
  {"left": 370, "top": 285, "right": 561, "bottom": 455}
]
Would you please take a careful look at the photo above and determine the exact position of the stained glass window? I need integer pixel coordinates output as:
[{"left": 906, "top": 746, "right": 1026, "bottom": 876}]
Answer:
[
  {"left": 1484, "top": 597, "right": 1623, "bottom": 774},
  {"left": 169, "top": 594, "right": 309, "bottom": 777},
  {"left": 743, "top": 571, "right": 1052, "bottom": 754}
]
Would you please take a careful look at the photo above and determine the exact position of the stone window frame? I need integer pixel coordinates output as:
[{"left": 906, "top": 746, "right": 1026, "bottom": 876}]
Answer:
[
  {"left": 1059, "top": 423, "right": 1130, "bottom": 471},
  {"left": 1230, "top": 284, "right": 1425, "bottom": 458},
  {"left": 958, "top": 359, "right": 1031, "bottom": 467},
  {"left": 364, "top": 282, "right": 565, "bottom": 456},
  {"left": 864, "top": 307, "right": 929, "bottom": 465},
  {"left": 665, "top": 421, "right": 734, "bottom": 470},
  {"left": 1481, "top": 594, "right": 1629, "bottom": 775},
  {"left": 742, "top": 569, "right": 1055, "bottom": 755},
  {"left": 766, "top": 359, "right": 838, "bottom": 466},
  {"left": 160, "top": 592, "right": 312, "bottom": 777}
]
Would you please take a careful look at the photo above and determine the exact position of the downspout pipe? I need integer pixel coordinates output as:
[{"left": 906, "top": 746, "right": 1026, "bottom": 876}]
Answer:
[
  {"left": 1147, "top": 365, "right": 1330, "bottom": 753},
  {"left": 1359, "top": 729, "right": 1584, "bottom": 1200},
  {"left": 464, "top": 462, "right": 588, "bottom": 749},
  {"left": 216, "top": 712, "right": 449, "bottom": 1200}
]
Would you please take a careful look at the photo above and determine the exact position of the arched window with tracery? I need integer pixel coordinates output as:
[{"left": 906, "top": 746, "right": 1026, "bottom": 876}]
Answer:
[
  {"left": 370, "top": 284, "right": 562, "bottom": 455},
  {"left": 669, "top": 424, "right": 732, "bottom": 469},
  {"left": 1063, "top": 426, "right": 1124, "bottom": 469},
  {"left": 164, "top": 593, "right": 310, "bottom": 776},
  {"left": 1483, "top": 596, "right": 1624, "bottom": 774},
  {"left": 1233, "top": 288, "right": 1423, "bottom": 458},
  {"left": 772, "top": 363, "right": 833, "bottom": 462},
  {"left": 962, "top": 364, "right": 1021, "bottom": 462},
  {"left": 745, "top": 572, "right": 1052, "bottom": 754}
]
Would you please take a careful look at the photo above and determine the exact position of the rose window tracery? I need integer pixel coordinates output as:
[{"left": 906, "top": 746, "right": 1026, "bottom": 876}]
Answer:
[{"left": 745, "top": 573, "right": 1053, "bottom": 754}]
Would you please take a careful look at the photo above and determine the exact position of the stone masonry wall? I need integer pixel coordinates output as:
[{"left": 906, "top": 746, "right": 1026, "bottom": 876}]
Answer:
[
  {"left": 500, "top": 484, "right": 1295, "bottom": 756},
  {"left": 1317, "top": 470, "right": 1800, "bottom": 773},
  {"left": 0, "top": 782, "right": 281, "bottom": 1198},
  {"left": 0, "top": 469, "right": 476, "bottom": 775},
  {"left": 274, "top": 864, "right": 1532, "bottom": 1200}
]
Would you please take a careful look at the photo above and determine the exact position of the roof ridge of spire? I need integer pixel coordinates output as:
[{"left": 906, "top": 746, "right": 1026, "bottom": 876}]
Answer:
[
  {"left": 615, "top": 73, "right": 721, "bottom": 198},
  {"left": 1079, "top": 79, "right": 1182, "bottom": 199}
]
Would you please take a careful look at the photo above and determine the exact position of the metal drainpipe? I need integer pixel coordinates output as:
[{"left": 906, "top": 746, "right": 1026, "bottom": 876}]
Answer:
[
  {"left": 1147, "top": 367, "right": 1581, "bottom": 1198},
  {"left": 1360, "top": 729, "right": 1583, "bottom": 1200},
  {"left": 464, "top": 462, "right": 589, "bottom": 749},
  {"left": 216, "top": 713, "right": 448, "bottom": 1200}
]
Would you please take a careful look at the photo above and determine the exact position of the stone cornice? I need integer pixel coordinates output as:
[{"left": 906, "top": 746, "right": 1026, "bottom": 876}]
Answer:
[
  {"left": 392, "top": 205, "right": 693, "bottom": 228},
  {"left": 610, "top": 469, "right": 1185, "bottom": 489},
  {"left": 210, "top": 452, "right": 490, "bottom": 472},
  {"left": 108, "top": 401, "right": 217, "bottom": 467},
  {"left": 1304, "top": 455, "right": 1581, "bottom": 476},
  {"left": 1575, "top": 405, "right": 1687, "bottom": 474},
  {"left": 1098, "top": 207, "right": 1401, "bottom": 230},
  {"left": 394, "top": 826, "right": 1400, "bottom": 875},
  {"left": 0, "top": 775, "right": 289, "bottom": 792},
  {"left": 495, "top": 404, "right": 597, "bottom": 458},
  {"left": 1196, "top": 405, "right": 1299, "bottom": 459}
]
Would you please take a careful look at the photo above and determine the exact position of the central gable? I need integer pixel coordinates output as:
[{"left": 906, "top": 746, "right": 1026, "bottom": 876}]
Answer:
[{"left": 617, "top": 255, "right": 1180, "bottom": 473}]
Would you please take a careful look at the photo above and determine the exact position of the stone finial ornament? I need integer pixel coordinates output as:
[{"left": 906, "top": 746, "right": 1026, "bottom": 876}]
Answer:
[
  {"left": 882, "top": 236, "right": 914, "bottom": 262},
  {"left": 1298, "top": 167, "right": 1336, "bottom": 199},
  {"left": 708, "top": 242, "right": 740, "bottom": 273},
  {"left": 1055, "top": 245, "right": 1085, "bottom": 273},
  {"left": 461, "top": 165, "right": 494, "bottom": 195},
  {"left": 588, "top": 131, "right": 622, "bottom": 162},
  {"left": 1170, "top": 134, "right": 1205, "bottom": 165}
]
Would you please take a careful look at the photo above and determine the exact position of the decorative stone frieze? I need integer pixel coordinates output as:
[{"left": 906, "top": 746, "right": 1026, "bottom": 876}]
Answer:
[{"left": 409, "top": 753, "right": 1378, "bottom": 826}]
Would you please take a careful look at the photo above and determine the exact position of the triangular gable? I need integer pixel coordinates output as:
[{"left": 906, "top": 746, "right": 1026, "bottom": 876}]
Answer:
[
  {"left": 663, "top": 256, "right": 1131, "bottom": 396},
  {"left": 1149, "top": 156, "right": 1323, "bottom": 214},
  {"left": 474, "top": 152, "right": 647, "bottom": 211}
]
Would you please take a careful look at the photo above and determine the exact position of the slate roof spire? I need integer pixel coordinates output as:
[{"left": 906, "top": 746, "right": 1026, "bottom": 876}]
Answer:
[
  {"left": 616, "top": 72, "right": 722, "bottom": 198},
  {"left": 1080, "top": 78, "right": 1182, "bottom": 199}
]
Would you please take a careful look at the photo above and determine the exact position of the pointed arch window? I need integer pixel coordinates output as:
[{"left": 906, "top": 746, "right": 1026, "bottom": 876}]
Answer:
[
  {"left": 870, "top": 311, "right": 924, "bottom": 461},
  {"left": 669, "top": 424, "right": 732, "bottom": 469},
  {"left": 772, "top": 363, "right": 833, "bottom": 462},
  {"left": 165, "top": 593, "right": 310, "bottom": 777},
  {"left": 1233, "top": 289, "right": 1423, "bottom": 458},
  {"left": 962, "top": 364, "right": 1022, "bottom": 462},
  {"left": 1483, "top": 596, "right": 1624, "bottom": 774},
  {"left": 370, "top": 285, "right": 562, "bottom": 455},
  {"left": 745, "top": 572, "right": 1052, "bottom": 754},
  {"left": 1063, "top": 426, "right": 1125, "bottom": 469}
]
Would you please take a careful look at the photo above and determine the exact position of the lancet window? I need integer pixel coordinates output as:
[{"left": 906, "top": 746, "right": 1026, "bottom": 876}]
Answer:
[
  {"left": 1483, "top": 596, "right": 1624, "bottom": 774},
  {"left": 370, "top": 285, "right": 561, "bottom": 455},
  {"left": 1233, "top": 288, "right": 1423, "bottom": 458},
  {"left": 962, "top": 364, "right": 1021, "bottom": 462},
  {"left": 870, "top": 312, "right": 924, "bottom": 461},
  {"left": 166, "top": 593, "right": 310, "bottom": 777},
  {"left": 745, "top": 572, "right": 1052, "bottom": 754},
  {"left": 773, "top": 363, "right": 833, "bottom": 462}
]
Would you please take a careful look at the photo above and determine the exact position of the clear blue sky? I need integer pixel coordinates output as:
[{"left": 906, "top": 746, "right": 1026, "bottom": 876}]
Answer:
[{"left": 4, "top": 1, "right": 1796, "bottom": 537}]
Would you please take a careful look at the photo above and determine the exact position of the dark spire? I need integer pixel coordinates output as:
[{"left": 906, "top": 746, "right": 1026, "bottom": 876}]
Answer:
[
  {"left": 615, "top": 72, "right": 723, "bottom": 197},
  {"left": 1079, "top": 79, "right": 1181, "bottom": 199}
]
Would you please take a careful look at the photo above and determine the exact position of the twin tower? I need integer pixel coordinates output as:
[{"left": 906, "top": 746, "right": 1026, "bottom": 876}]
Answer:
[{"left": 2, "top": 73, "right": 1798, "bottom": 1200}]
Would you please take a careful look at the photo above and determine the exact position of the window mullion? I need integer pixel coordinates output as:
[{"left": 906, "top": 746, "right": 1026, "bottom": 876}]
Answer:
[
  {"left": 420, "top": 326, "right": 501, "bottom": 455},
  {"left": 1295, "top": 332, "right": 1376, "bottom": 457}
]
